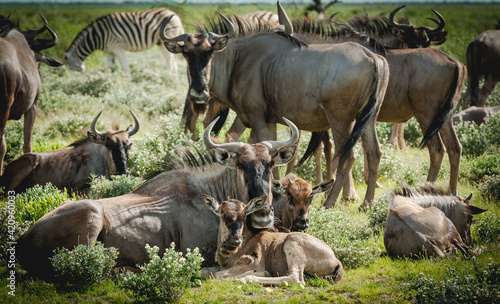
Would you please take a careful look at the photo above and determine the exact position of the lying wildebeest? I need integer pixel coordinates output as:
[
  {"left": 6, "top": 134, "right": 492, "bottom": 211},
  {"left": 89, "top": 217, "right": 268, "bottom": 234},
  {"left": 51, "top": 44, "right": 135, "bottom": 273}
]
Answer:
[
  {"left": 0, "top": 110, "right": 139, "bottom": 194},
  {"left": 272, "top": 173, "right": 333, "bottom": 231},
  {"left": 202, "top": 195, "right": 343, "bottom": 285},
  {"left": 287, "top": 11, "right": 465, "bottom": 206},
  {"left": 463, "top": 29, "right": 500, "bottom": 109},
  {"left": 64, "top": 8, "right": 184, "bottom": 76},
  {"left": 384, "top": 195, "right": 470, "bottom": 258},
  {"left": 453, "top": 105, "right": 500, "bottom": 126},
  {"left": 160, "top": 10, "right": 390, "bottom": 209},
  {"left": 0, "top": 15, "right": 63, "bottom": 173},
  {"left": 16, "top": 118, "right": 299, "bottom": 279}
]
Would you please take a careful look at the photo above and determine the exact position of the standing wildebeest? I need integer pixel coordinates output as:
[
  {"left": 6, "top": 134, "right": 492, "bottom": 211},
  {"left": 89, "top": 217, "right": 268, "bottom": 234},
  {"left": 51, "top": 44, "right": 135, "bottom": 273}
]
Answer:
[
  {"left": 289, "top": 9, "right": 465, "bottom": 205},
  {"left": 463, "top": 30, "right": 500, "bottom": 109},
  {"left": 453, "top": 105, "right": 500, "bottom": 126},
  {"left": 16, "top": 118, "right": 299, "bottom": 279},
  {"left": 160, "top": 11, "right": 390, "bottom": 209},
  {"left": 272, "top": 173, "right": 333, "bottom": 231},
  {"left": 64, "top": 8, "right": 184, "bottom": 77},
  {"left": 0, "top": 15, "right": 63, "bottom": 173},
  {"left": 202, "top": 195, "right": 343, "bottom": 284},
  {"left": 0, "top": 110, "right": 139, "bottom": 194}
]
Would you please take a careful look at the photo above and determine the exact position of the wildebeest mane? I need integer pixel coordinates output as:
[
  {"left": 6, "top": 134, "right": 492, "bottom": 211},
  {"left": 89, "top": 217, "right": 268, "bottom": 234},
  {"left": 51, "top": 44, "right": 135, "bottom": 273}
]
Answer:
[
  {"left": 144, "top": 144, "right": 217, "bottom": 180},
  {"left": 0, "top": 15, "right": 15, "bottom": 37},
  {"left": 67, "top": 138, "right": 92, "bottom": 148},
  {"left": 347, "top": 15, "right": 411, "bottom": 38},
  {"left": 196, "top": 14, "right": 307, "bottom": 49},
  {"left": 391, "top": 183, "right": 462, "bottom": 215},
  {"left": 293, "top": 17, "right": 386, "bottom": 56}
]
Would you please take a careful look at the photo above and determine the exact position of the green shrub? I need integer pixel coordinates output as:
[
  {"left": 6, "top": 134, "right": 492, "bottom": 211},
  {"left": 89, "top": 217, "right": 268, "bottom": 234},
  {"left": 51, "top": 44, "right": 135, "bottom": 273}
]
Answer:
[
  {"left": 15, "top": 183, "right": 74, "bottom": 224},
  {"left": 87, "top": 175, "right": 144, "bottom": 199},
  {"left": 473, "top": 211, "right": 500, "bottom": 244},
  {"left": 479, "top": 175, "right": 500, "bottom": 201},
  {"left": 43, "top": 115, "right": 93, "bottom": 139},
  {"left": 405, "top": 259, "right": 500, "bottom": 304},
  {"left": 50, "top": 241, "right": 118, "bottom": 290},
  {"left": 306, "top": 208, "right": 381, "bottom": 268},
  {"left": 0, "top": 206, "right": 31, "bottom": 264},
  {"left": 120, "top": 243, "right": 203, "bottom": 304},
  {"left": 455, "top": 115, "right": 500, "bottom": 157},
  {"left": 460, "top": 154, "right": 500, "bottom": 185},
  {"left": 367, "top": 195, "right": 390, "bottom": 234},
  {"left": 402, "top": 118, "right": 423, "bottom": 148}
]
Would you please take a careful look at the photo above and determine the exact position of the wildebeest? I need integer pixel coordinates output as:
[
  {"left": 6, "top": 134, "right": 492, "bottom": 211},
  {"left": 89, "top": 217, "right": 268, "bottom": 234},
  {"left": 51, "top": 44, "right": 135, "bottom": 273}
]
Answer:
[
  {"left": 16, "top": 118, "right": 299, "bottom": 279},
  {"left": 0, "top": 110, "right": 139, "bottom": 194},
  {"left": 202, "top": 195, "right": 343, "bottom": 284},
  {"left": 288, "top": 11, "right": 465, "bottom": 204},
  {"left": 453, "top": 105, "right": 500, "bottom": 125},
  {"left": 0, "top": 15, "right": 63, "bottom": 173},
  {"left": 384, "top": 195, "right": 470, "bottom": 258},
  {"left": 272, "top": 173, "right": 333, "bottom": 231},
  {"left": 64, "top": 8, "right": 184, "bottom": 77},
  {"left": 160, "top": 10, "right": 390, "bottom": 209},
  {"left": 463, "top": 29, "right": 500, "bottom": 109}
]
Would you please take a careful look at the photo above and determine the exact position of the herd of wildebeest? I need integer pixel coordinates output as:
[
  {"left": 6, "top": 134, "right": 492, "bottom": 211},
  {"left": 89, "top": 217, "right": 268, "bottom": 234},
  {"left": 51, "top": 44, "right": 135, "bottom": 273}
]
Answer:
[{"left": 1, "top": 2, "right": 498, "bottom": 284}]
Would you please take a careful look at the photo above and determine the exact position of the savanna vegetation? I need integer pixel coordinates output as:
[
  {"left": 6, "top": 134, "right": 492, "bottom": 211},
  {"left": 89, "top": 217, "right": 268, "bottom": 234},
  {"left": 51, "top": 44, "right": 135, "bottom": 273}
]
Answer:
[{"left": 1, "top": 2, "right": 500, "bottom": 303}]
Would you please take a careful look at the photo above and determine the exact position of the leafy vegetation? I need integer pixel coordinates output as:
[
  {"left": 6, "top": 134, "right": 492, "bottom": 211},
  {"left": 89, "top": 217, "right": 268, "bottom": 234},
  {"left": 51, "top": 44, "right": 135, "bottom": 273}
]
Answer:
[{"left": 0, "top": 2, "right": 499, "bottom": 303}]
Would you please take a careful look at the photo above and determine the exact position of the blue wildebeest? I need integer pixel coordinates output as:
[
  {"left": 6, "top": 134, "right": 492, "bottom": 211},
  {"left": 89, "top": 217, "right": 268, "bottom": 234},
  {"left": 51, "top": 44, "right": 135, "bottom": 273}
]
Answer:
[
  {"left": 453, "top": 105, "right": 500, "bottom": 126},
  {"left": 0, "top": 110, "right": 139, "bottom": 194},
  {"left": 16, "top": 118, "right": 299, "bottom": 279},
  {"left": 160, "top": 10, "right": 390, "bottom": 209},
  {"left": 463, "top": 29, "right": 500, "bottom": 109},
  {"left": 0, "top": 14, "right": 63, "bottom": 173},
  {"left": 64, "top": 8, "right": 184, "bottom": 77},
  {"left": 202, "top": 195, "right": 343, "bottom": 285}
]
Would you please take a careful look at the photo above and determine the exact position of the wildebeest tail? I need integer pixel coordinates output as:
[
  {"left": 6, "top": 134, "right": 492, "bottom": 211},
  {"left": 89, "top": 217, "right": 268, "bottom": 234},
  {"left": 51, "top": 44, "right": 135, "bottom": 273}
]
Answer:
[
  {"left": 465, "top": 39, "right": 481, "bottom": 107},
  {"left": 336, "top": 67, "right": 380, "bottom": 166},
  {"left": 419, "top": 65, "right": 460, "bottom": 148},
  {"left": 296, "top": 131, "right": 327, "bottom": 167},
  {"left": 210, "top": 107, "right": 230, "bottom": 136}
]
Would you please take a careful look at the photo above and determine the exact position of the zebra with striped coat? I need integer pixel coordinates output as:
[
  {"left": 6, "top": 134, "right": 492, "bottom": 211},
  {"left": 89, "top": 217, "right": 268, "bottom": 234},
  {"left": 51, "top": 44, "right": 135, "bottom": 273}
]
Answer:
[{"left": 64, "top": 8, "right": 184, "bottom": 77}]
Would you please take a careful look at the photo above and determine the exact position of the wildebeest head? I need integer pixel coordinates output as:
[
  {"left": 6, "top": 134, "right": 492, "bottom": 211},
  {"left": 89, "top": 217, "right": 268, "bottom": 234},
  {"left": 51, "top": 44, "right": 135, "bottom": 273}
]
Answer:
[
  {"left": 87, "top": 110, "right": 140, "bottom": 176},
  {"left": 204, "top": 195, "right": 266, "bottom": 252},
  {"left": 204, "top": 117, "right": 299, "bottom": 229},
  {"left": 273, "top": 174, "right": 333, "bottom": 231},
  {"left": 388, "top": 5, "right": 447, "bottom": 48},
  {"left": 449, "top": 194, "right": 487, "bottom": 246},
  {"left": 159, "top": 14, "right": 234, "bottom": 106}
]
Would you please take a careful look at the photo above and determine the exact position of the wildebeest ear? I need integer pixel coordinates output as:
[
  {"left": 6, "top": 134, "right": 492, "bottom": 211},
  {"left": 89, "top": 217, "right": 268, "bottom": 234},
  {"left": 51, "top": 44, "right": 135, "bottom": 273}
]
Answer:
[
  {"left": 467, "top": 205, "right": 487, "bottom": 215},
  {"left": 312, "top": 179, "right": 334, "bottom": 195},
  {"left": 214, "top": 148, "right": 236, "bottom": 167},
  {"left": 273, "top": 145, "right": 297, "bottom": 166},
  {"left": 245, "top": 196, "right": 267, "bottom": 215},
  {"left": 164, "top": 42, "right": 183, "bottom": 54},
  {"left": 212, "top": 35, "right": 229, "bottom": 51},
  {"left": 271, "top": 180, "right": 286, "bottom": 196},
  {"left": 203, "top": 194, "right": 220, "bottom": 215}
]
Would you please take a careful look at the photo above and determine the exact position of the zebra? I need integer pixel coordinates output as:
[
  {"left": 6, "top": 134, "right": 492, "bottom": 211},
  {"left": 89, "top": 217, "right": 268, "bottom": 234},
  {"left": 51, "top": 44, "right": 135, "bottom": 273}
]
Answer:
[{"left": 64, "top": 8, "right": 184, "bottom": 77}]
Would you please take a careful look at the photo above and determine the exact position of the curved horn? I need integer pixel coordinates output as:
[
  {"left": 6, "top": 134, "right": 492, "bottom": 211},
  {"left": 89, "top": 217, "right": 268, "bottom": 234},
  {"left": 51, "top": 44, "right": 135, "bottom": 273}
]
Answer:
[
  {"left": 90, "top": 111, "right": 106, "bottom": 138},
  {"left": 428, "top": 9, "right": 445, "bottom": 32},
  {"left": 37, "top": 14, "right": 58, "bottom": 50},
  {"left": 217, "top": 12, "right": 235, "bottom": 38},
  {"left": 388, "top": 5, "right": 406, "bottom": 28},
  {"left": 127, "top": 109, "right": 140, "bottom": 136},
  {"left": 159, "top": 15, "right": 191, "bottom": 42},
  {"left": 204, "top": 117, "right": 244, "bottom": 152},
  {"left": 277, "top": 1, "right": 293, "bottom": 35},
  {"left": 261, "top": 117, "right": 299, "bottom": 152}
]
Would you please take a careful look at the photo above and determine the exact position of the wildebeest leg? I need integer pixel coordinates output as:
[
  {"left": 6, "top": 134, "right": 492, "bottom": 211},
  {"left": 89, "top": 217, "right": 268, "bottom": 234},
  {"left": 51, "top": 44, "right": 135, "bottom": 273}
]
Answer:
[
  {"left": 241, "top": 269, "right": 303, "bottom": 285},
  {"left": 451, "top": 239, "right": 470, "bottom": 257},
  {"left": 23, "top": 103, "right": 37, "bottom": 154},
  {"left": 478, "top": 75, "right": 499, "bottom": 107},
  {"left": 439, "top": 119, "right": 462, "bottom": 194},
  {"left": 425, "top": 135, "right": 445, "bottom": 185},
  {"left": 313, "top": 139, "right": 323, "bottom": 184},
  {"left": 286, "top": 130, "right": 301, "bottom": 175},
  {"left": 389, "top": 123, "right": 406, "bottom": 149},
  {"left": 359, "top": 121, "right": 382, "bottom": 210},
  {"left": 159, "top": 43, "right": 178, "bottom": 74},
  {"left": 0, "top": 133, "right": 5, "bottom": 173},
  {"left": 225, "top": 116, "right": 248, "bottom": 142}
]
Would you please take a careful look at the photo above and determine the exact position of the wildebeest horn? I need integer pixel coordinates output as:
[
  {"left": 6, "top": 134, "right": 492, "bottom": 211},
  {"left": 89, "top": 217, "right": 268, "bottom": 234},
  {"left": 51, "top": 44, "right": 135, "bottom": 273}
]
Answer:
[
  {"left": 127, "top": 110, "right": 140, "bottom": 136},
  {"left": 466, "top": 193, "right": 472, "bottom": 201},
  {"left": 204, "top": 117, "right": 245, "bottom": 152},
  {"left": 261, "top": 117, "right": 299, "bottom": 152},
  {"left": 90, "top": 111, "right": 106, "bottom": 138},
  {"left": 217, "top": 12, "right": 235, "bottom": 38},
  {"left": 388, "top": 5, "right": 406, "bottom": 28},
  {"left": 277, "top": 1, "right": 293, "bottom": 35},
  {"left": 426, "top": 9, "right": 445, "bottom": 32},
  {"left": 159, "top": 15, "right": 191, "bottom": 42}
]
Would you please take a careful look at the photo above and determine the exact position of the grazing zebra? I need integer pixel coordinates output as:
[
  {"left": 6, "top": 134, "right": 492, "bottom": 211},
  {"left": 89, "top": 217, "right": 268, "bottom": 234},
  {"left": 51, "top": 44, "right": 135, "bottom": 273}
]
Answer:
[{"left": 64, "top": 8, "right": 184, "bottom": 77}]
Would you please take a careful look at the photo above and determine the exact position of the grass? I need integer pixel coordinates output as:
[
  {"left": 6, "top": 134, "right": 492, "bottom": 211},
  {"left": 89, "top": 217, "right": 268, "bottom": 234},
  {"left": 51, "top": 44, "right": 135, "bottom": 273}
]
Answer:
[{"left": 1, "top": 2, "right": 500, "bottom": 303}]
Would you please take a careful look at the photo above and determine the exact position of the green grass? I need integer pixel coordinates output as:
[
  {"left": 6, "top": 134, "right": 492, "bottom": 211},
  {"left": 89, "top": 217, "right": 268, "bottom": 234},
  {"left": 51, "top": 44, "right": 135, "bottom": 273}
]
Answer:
[{"left": 1, "top": 2, "right": 500, "bottom": 303}]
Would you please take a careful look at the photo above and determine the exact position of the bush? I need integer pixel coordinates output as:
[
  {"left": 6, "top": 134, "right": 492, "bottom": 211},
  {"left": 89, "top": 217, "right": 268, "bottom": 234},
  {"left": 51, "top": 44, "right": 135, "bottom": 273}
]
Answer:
[
  {"left": 87, "top": 175, "right": 144, "bottom": 199},
  {"left": 405, "top": 258, "right": 500, "bottom": 304},
  {"left": 473, "top": 211, "right": 500, "bottom": 244},
  {"left": 50, "top": 241, "right": 118, "bottom": 290},
  {"left": 120, "top": 243, "right": 203, "bottom": 304},
  {"left": 0, "top": 206, "right": 31, "bottom": 264},
  {"left": 478, "top": 175, "right": 500, "bottom": 201},
  {"left": 367, "top": 195, "right": 390, "bottom": 234},
  {"left": 460, "top": 154, "right": 500, "bottom": 185},
  {"left": 307, "top": 208, "right": 381, "bottom": 268},
  {"left": 455, "top": 115, "right": 500, "bottom": 157},
  {"left": 15, "top": 183, "right": 74, "bottom": 224}
]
